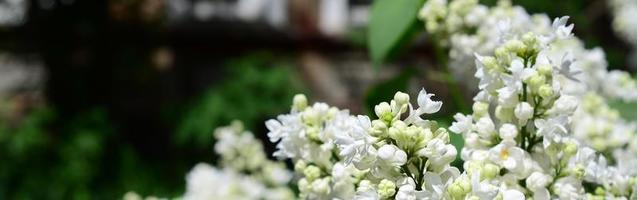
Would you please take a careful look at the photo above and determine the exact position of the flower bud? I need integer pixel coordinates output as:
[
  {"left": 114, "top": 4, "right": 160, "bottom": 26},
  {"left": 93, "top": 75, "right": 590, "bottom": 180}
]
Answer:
[
  {"left": 448, "top": 184, "right": 465, "bottom": 200},
  {"left": 378, "top": 179, "right": 397, "bottom": 199},
  {"left": 481, "top": 56, "right": 498, "bottom": 70},
  {"left": 571, "top": 165, "right": 585, "bottom": 180},
  {"left": 311, "top": 178, "right": 331, "bottom": 194},
  {"left": 505, "top": 39, "right": 526, "bottom": 55},
  {"left": 293, "top": 94, "right": 308, "bottom": 111},
  {"left": 526, "top": 172, "right": 552, "bottom": 190},
  {"left": 306, "top": 126, "right": 320, "bottom": 141},
  {"left": 495, "top": 106, "right": 513, "bottom": 122},
  {"left": 537, "top": 64, "right": 553, "bottom": 76},
  {"left": 294, "top": 160, "right": 307, "bottom": 173},
  {"left": 394, "top": 91, "right": 410, "bottom": 106},
  {"left": 482, "top": 163, "right": 500, "bottom": 179},
  {"left": 473, "top": 101, "right": 489, "bottom": 117},
  {"left": 298, "top": 178, "right": 310, "bottom": 192},
  {"left": 378, "top": 144, "right": 407, "bottom": 166},
  {"left": 303, "top": 165, "right": 321, "bottom": 181},
  {"left": 302, "top": 108, "right": 319, "bottom": 125},
  {"left": 527, "top": 73, "right": 546, "bottom": 89},
  {"left": 375, "top": 102, "right": 393, "bottom": 122},
  {"left": 514, "top": 102, "right": 533, "bottom": 123},
  {"left": 564, "top": 142, "right": 578, "bottom": 156},
  {"left": 495, "top": 47, "right": 509, "bottom": 61},
  {"left": 538, "top": 85, "right": 554, "bottom": 98},
  {"left": 448, "top": 177, "right": 471, "bottom": 200},
  {"left": 522, "top": 32, "right": 537, "bottom": 46},
  {"left": 594, "top": 187, "right": 605, "bottom": 195},
  {"left": 498, "top": 123, "right": 518, "bottom": 141},
  {"left": 371, "top": 120, "right": 388, "bottom": 137}
]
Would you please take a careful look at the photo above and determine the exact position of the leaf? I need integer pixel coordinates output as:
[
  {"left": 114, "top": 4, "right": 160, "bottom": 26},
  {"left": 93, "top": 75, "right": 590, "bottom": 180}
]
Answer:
[{"left": 368, "top": 0, "right": 426, "bottom": 66}]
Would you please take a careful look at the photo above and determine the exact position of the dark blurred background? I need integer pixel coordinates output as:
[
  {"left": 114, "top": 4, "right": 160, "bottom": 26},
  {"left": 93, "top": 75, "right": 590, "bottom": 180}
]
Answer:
[{"left": 0, "top": 0, "right": 632, "bottom": 199}]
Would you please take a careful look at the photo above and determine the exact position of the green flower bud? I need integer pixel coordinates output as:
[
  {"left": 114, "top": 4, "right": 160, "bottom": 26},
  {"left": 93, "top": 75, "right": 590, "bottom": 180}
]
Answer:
[
  {"left": 293, "top": 94, "right": 308, "bottom": 111},
  {"left": 482, "top": 163, "right": 500, "bottom": 179},
  {"left": 564, "top": 142, "right": 578, "bottom": 156},
  {"left": 527, "top": 73, "right": 546, "bottom": 89},
  {"left": 505, "top": 39, "right": 526, "bottom": 55},
  {"left": 538, "top": 84, "right": 554, "bottom": 98},
  {"left": 378, "top": 179, "right": 397, "bottom": 199},
  {"left": 571, "top": 165, "right": 585, "bottom": 180},
  {"left": 448, "top": 177, "right": 471, "bottom": 200},
  {"left": 302, "top": 108, "right": 320, "bottom": 125},
  {"left": 448, "top": 184, "right": 465, "bottom": 200},
  {"left": 303, "top": 165, "right": 322, "bottom": 181},
  {"left": 306, "top": 126, "right": 321, "bottom": 142},
  {"left": 295, "top": 160, "right": 307, "bottom": 173},
  {"left": 594, "top": 187, "right": 605, "bottom": 195},
  {"left": 375, "top": 102, "right": 393, "bottom": 123},
  {"left": 522, "top": 32, "right": 537, "bottom": 46},
  {"left": 481, "top": 56, "right": 498, "bottom": 70},
  {"left": 495, "top": 47, "right": 509, "bottom": 60},
  {"left": 537, "top": 64, "right": 553, "bottom": 76}
]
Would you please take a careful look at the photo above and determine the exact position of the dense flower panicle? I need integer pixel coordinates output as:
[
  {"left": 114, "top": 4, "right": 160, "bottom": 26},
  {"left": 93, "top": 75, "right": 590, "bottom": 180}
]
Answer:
[
  {"left": 184, "top": 122, "right": 294, "bottom": 200},
  {"left": 419, "top": 0, "right": 637, "bottom": 157},
  {"left": 444, "top": 12, "right": 637, "bottom": 198},
  {"left": 265, "top": 91, "right": 461, "bottom": 200},
  {"left": 420, "top": 0, "right": 637, "bottom": 102},
  {"left": 266, "top": 94, "right": 362, "bottom": 199}
]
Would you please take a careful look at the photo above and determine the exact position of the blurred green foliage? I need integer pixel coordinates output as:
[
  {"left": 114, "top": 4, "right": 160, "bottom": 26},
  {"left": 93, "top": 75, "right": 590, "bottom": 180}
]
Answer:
[
  {"left": 176, "top": 54, "right": 303, "bottom": 149},
  {"left": 0, "top": 107, "right": 109, "bottom": 199},
  {"left": 0, "top": 54, "right": 304, "bottom": 199},
  {"left": 368, "top": 0, "right": 426, "bottom": 66}
]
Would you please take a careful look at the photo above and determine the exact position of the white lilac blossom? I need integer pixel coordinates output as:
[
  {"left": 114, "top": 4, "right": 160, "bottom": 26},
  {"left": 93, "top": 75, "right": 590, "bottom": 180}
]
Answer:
[
  {"left": 266, "top": 94, "right": 362, "bottom": 199},
  {"left": 419, "top": 0, "right": 637, "bottom": 164},
  {"left": 267, "top": 92, "right": 461, "bottom": 199},
  {"left": 183, "top": 163, "right": 294, "bottom": 200},
  {"left": 420, "top": 0, "right": 637, "bottom": 101},
  {"left": 182, "top": 122, "right": 294, "bottom": 200},
  {"left": 346, "top": 90, "right": 460, "bottom": 199},
  {"left": 448, "top": 20, "right": 637, "bottom": 199}
]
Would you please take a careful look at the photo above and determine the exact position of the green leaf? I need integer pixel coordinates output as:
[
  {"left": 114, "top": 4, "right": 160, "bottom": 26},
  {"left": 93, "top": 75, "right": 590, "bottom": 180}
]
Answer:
[{"left": 368, "top": 0, "right": 426, "bottom": 66}]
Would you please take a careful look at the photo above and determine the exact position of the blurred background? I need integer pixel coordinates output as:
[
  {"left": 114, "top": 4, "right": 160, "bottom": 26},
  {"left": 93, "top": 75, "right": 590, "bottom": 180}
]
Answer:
[{"left": 0, "top": 0, "right": 633, "bottom": 199}]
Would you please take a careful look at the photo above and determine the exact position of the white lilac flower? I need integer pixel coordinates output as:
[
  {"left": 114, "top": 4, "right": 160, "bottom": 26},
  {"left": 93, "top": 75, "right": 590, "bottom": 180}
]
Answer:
[
  {"left": 426, "top": 2, "right": 637, "bottom": 183},
  {"left": 445, "top": 15, "right": 637, "bottom": 198},
  {"left": 184, "top": 163, "right": 268, "bottom": 200},
  {"left": 182, "top": 122, "right": 294, "bottom": 200},
  {"left": 321, "top": 90, "right": 462, "bottom": 198}
]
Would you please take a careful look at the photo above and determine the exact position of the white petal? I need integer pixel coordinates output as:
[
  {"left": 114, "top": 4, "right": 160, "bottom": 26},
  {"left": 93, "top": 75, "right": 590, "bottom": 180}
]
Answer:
[{"left": 417, "top": 88, "right": 442, "bottom": 114}]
